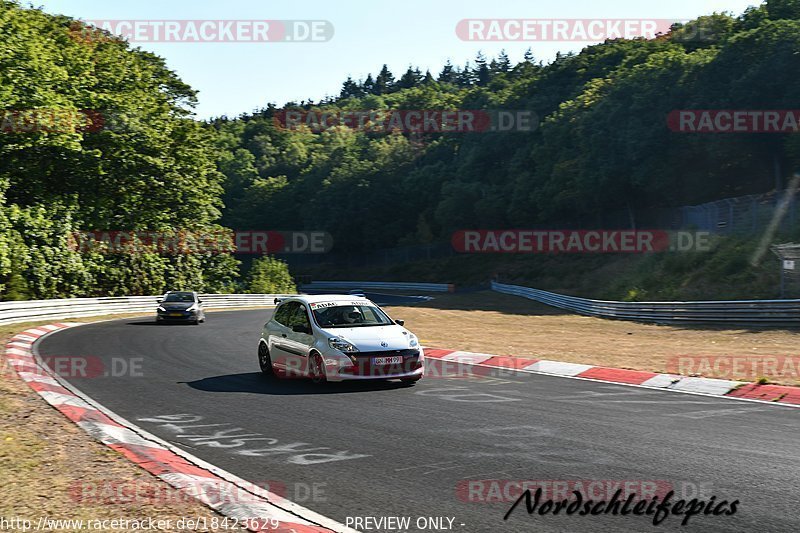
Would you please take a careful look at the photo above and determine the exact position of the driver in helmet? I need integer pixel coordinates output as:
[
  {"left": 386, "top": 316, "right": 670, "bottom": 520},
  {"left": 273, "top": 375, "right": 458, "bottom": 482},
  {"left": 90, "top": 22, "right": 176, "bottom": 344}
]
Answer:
[{"left": 342, "top": 306, "right": 364, "bottom": 325}]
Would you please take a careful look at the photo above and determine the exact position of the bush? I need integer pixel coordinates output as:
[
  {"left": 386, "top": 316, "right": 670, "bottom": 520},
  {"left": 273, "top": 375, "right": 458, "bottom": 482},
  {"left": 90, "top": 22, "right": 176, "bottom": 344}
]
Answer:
[{"left": 247, "top": 256, "right": 297, "bottom": 294}]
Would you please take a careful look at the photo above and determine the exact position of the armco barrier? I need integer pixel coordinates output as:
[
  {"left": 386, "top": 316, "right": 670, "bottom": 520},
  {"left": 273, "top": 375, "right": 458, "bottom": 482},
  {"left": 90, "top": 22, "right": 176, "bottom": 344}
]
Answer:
[
  {"left": 302, "top": 281, "right": 454, "bottom": 292},
  {"left": 491, "top": 281, "right": 800, "bottom": 327},
  {"left": 0, "top": 294, "right": 290, "bottom": 326}
]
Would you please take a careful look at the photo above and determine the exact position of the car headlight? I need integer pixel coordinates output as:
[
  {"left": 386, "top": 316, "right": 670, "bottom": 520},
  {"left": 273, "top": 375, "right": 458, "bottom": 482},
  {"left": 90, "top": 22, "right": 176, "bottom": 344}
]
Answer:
[
  {"left": 328, "top": 337, "right": 359, "bottom": 353},
  {"left": 408, "top": 334, "right": 419, "bottom": 348},
  {"left": 157, "top": 306, "right": 166, "bottom": 312},
  {"left": 187, "top": 305, "right": 197, "bottom": 312}
]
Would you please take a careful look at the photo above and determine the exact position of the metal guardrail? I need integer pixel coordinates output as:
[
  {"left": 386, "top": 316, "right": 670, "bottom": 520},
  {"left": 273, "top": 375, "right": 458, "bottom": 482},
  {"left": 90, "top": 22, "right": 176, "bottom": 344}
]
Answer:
[
  {"left": 302, "top": 281, "right": 454, "bottom": 292},
  {"left": 0, "top": 294, "right": 289, "bottom": 326},
  {"left": 11, "top": 282, "right": 796, "bottom": 328},
  {"left": 491, "top": 281, "right": 800, "bottom": 327}
]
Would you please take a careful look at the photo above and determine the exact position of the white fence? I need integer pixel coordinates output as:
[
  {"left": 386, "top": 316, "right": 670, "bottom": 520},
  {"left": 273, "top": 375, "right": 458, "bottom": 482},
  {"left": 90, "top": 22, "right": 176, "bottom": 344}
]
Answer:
[
  {"left": 13, "top": 281, "right": 794, "bottom": 329},
  {"left": 0, "top": 283, "right": 451, "bottom": 327},
  {"left": 492, "top": 281, "right": 800, "bottom": 327},
  {"left": 0, "top": 294, "right": 289, "bottom": 326}
]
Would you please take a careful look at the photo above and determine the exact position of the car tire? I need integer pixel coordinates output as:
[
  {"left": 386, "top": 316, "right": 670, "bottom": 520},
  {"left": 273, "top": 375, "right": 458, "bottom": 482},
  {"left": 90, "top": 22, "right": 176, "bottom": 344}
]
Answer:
[
  {"left": 309, "top": 352, "right": 327, "bottom": 384},
  {"left": 258, "top": 342, "right": 273, "bottom": 376}
]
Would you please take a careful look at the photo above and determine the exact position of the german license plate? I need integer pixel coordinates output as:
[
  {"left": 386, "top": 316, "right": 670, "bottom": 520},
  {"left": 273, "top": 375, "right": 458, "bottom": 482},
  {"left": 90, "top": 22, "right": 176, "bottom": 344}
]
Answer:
[
  {"left": 169, "top": 313, "right": 183, "bottom": 317},
  {"left": 373, "top": 355, "right": 403, "bottom": 365}
]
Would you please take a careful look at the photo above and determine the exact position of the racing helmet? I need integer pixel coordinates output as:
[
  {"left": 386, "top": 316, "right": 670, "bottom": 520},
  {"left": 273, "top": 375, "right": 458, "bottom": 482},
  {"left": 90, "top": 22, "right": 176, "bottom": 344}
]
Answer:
[{"left": 342, "top": 306, "right": 363, "bottom": 324}]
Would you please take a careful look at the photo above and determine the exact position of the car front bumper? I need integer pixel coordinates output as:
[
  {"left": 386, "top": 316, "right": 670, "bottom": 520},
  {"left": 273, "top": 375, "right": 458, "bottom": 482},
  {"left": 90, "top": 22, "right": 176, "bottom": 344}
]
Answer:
[
  {"left": 156, "top": 311, "right": 198, "bottom": 321},
  {"left": 323, "top": 348, "right": 425, "bottom": 382}
]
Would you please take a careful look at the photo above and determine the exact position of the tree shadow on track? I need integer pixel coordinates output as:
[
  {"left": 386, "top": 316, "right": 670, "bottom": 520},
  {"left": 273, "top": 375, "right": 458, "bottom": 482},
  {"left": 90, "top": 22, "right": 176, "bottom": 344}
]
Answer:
[{"left": 182, "top": 372, "right": 413, "bottom": 395}]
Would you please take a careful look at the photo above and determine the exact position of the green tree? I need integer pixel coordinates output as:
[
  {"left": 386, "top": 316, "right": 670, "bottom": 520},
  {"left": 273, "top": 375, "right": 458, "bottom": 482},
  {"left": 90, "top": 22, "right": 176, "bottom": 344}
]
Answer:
[
  {"left": 247, "top": 256, "right": 296, "bottom": 294},
  {"left": 438, "top": 60, "right": 456, "bottom": 83},
  {"left": 766, "top": 0, "right": 800, "bottom": 19},
  {"left": 374, "top": 65, "right": 395, "bottom": 95},
  {"left": 396, "top": 66, "right": 422, "bottom": 90},
  {"left": 0, "top": 1, "right": 240, "bottom": 299},
  {"left": 210, "top": 2, "right": 796, "bottom": 258}
]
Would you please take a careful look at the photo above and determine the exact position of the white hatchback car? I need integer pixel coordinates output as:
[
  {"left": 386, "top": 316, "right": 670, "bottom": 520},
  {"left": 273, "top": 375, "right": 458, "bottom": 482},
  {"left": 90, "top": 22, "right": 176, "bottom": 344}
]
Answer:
[{"left": 258, "top": 295, "right": 424, "bottom": 384}]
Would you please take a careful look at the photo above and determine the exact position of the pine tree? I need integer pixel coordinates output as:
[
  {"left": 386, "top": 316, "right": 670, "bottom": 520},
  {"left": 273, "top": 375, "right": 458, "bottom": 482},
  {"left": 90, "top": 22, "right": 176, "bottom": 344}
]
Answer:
[
  {"left": 397, "top": 66, "right": 422, "bottom": 89},
  {"left": 362, "top": 74, "right": 375, "bottom": 94},
  {"left": 374, "top": 64, "right": 395, "bottom": 95},
  {"left": 340, "top": 76, "right": 362, "bottom": 98},
  {"left": 524, "top": 48, "right": 535, "bottom": 63},
  {"left": 497, "top": 50, "right": 511, "bottom": 72},
  {"left": 474, "top": 52, "right": 491, "bottom": 86},
  {"left": 438, "top": 60, "right": 455, "bottom": 83},
  {"left": 513, "top": 48, "right": 540, "bottom": 79},
  {"left": 456, "top": 61, "right": 474, "bottom": 87}
]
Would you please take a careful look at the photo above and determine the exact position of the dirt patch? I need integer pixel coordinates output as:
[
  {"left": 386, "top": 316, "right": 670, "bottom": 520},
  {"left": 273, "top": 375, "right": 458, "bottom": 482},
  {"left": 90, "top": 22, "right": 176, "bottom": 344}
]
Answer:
[
  {"left": 385, "top": 291, "right": 800, "bottom": 386},
  {"left": 0, "top": 314, "right": 252, "bottom": 532}
]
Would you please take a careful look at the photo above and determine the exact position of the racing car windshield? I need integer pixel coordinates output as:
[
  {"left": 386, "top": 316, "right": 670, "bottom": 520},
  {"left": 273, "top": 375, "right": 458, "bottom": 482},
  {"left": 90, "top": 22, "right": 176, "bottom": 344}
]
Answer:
[
  {"left": 163, "top": 292, "right": 195, "bottom": 302},
  {"left": 311, "top": 303, "right": 394, "bottom": 328}
]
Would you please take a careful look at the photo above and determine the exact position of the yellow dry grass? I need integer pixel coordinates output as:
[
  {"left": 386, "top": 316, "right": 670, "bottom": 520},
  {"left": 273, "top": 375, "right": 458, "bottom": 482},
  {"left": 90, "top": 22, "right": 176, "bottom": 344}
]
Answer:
[{"left": 386, "top": 291, "right": 800, "bottom": 386}]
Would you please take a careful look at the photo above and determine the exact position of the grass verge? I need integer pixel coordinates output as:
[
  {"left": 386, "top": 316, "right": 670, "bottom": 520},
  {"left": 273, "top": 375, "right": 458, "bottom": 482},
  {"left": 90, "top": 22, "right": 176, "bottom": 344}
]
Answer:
[{"left": 385, "top": 291, "right": 800, "bottom": 386}]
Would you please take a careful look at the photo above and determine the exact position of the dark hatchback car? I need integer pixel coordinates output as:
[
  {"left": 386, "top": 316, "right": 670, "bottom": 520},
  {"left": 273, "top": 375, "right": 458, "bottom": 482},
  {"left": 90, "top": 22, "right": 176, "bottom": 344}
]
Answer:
[{"left": 156, "top": 291, "right": 206, "bottom": 324}]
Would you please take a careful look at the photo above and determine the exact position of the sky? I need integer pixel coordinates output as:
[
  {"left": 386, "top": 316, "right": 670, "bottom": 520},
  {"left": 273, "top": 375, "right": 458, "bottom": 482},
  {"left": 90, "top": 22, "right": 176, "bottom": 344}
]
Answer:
[{"left": 33, "top": 0, "right": 760, "bottom": 119}]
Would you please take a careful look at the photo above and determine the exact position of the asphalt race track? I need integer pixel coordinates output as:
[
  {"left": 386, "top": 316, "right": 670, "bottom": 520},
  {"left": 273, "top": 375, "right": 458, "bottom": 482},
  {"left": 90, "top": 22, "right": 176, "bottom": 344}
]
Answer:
[{"left": 38, "top": 310, "right": 800, "bottom": 533}]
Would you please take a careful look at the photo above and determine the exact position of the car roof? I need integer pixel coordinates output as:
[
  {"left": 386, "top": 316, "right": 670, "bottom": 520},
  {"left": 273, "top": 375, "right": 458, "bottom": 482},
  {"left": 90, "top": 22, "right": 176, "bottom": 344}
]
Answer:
[{"left": 285, "top": 294, "right": 373, "bottom": 305}]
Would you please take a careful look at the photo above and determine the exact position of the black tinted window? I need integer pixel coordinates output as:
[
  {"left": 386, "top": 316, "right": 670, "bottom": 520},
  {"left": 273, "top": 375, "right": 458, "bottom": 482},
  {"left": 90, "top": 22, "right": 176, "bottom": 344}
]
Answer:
[
  {"left": 164, "top": 292, "right": 194, "bottom": 302},
  {"left": 273, "top": 302, "right": 297, "bottom": 326},
  {"left": 286, "top": 304, "right": 311, "bottom": 329}
]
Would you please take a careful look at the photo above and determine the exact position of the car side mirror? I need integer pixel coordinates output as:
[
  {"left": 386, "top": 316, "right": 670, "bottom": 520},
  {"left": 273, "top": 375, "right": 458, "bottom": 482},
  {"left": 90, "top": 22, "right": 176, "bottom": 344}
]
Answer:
[
  {"left": 198, "top": 299, "right": 203, "bottom": 304},
  {"left": 157, "top": 298, "right": 163, "bottom": 303},
  {"left": 292, "top": 324, "right": 311, "bottom": 334},
  {"left": 395, "top": 319, "right": 405, "bottom": 326}
]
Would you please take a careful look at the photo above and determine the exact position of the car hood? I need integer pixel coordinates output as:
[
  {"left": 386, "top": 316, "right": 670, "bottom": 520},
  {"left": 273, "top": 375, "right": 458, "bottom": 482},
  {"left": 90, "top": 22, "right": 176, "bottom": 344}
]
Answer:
[{"left": 320, "top": 325, "right": 414, "bottom": 352}]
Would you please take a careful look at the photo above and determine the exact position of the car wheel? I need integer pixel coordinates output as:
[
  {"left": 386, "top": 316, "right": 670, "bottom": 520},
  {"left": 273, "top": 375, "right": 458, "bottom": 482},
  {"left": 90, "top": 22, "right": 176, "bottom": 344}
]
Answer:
[
  {"left": 309, "top": 352, "right": 327, "bottom": 384},
  {"left": 258, "top": 343, "right": 273, "bottom": 376}
]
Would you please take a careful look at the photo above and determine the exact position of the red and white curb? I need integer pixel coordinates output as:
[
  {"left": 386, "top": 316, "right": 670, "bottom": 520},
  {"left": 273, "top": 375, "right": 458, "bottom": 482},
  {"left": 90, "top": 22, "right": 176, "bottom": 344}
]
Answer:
[
  {"left": 4, "top": 323, "right": 356, "bottom": 533},
  {"left": 424, "top": 349, "right": 800, "bottom": 407}
]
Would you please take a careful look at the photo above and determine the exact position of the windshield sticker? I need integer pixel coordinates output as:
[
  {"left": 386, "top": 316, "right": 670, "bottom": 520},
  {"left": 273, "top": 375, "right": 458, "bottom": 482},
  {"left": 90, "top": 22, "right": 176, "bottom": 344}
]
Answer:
[{"left": 310, "top": 301, "right": 367, "bottom": 309}]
